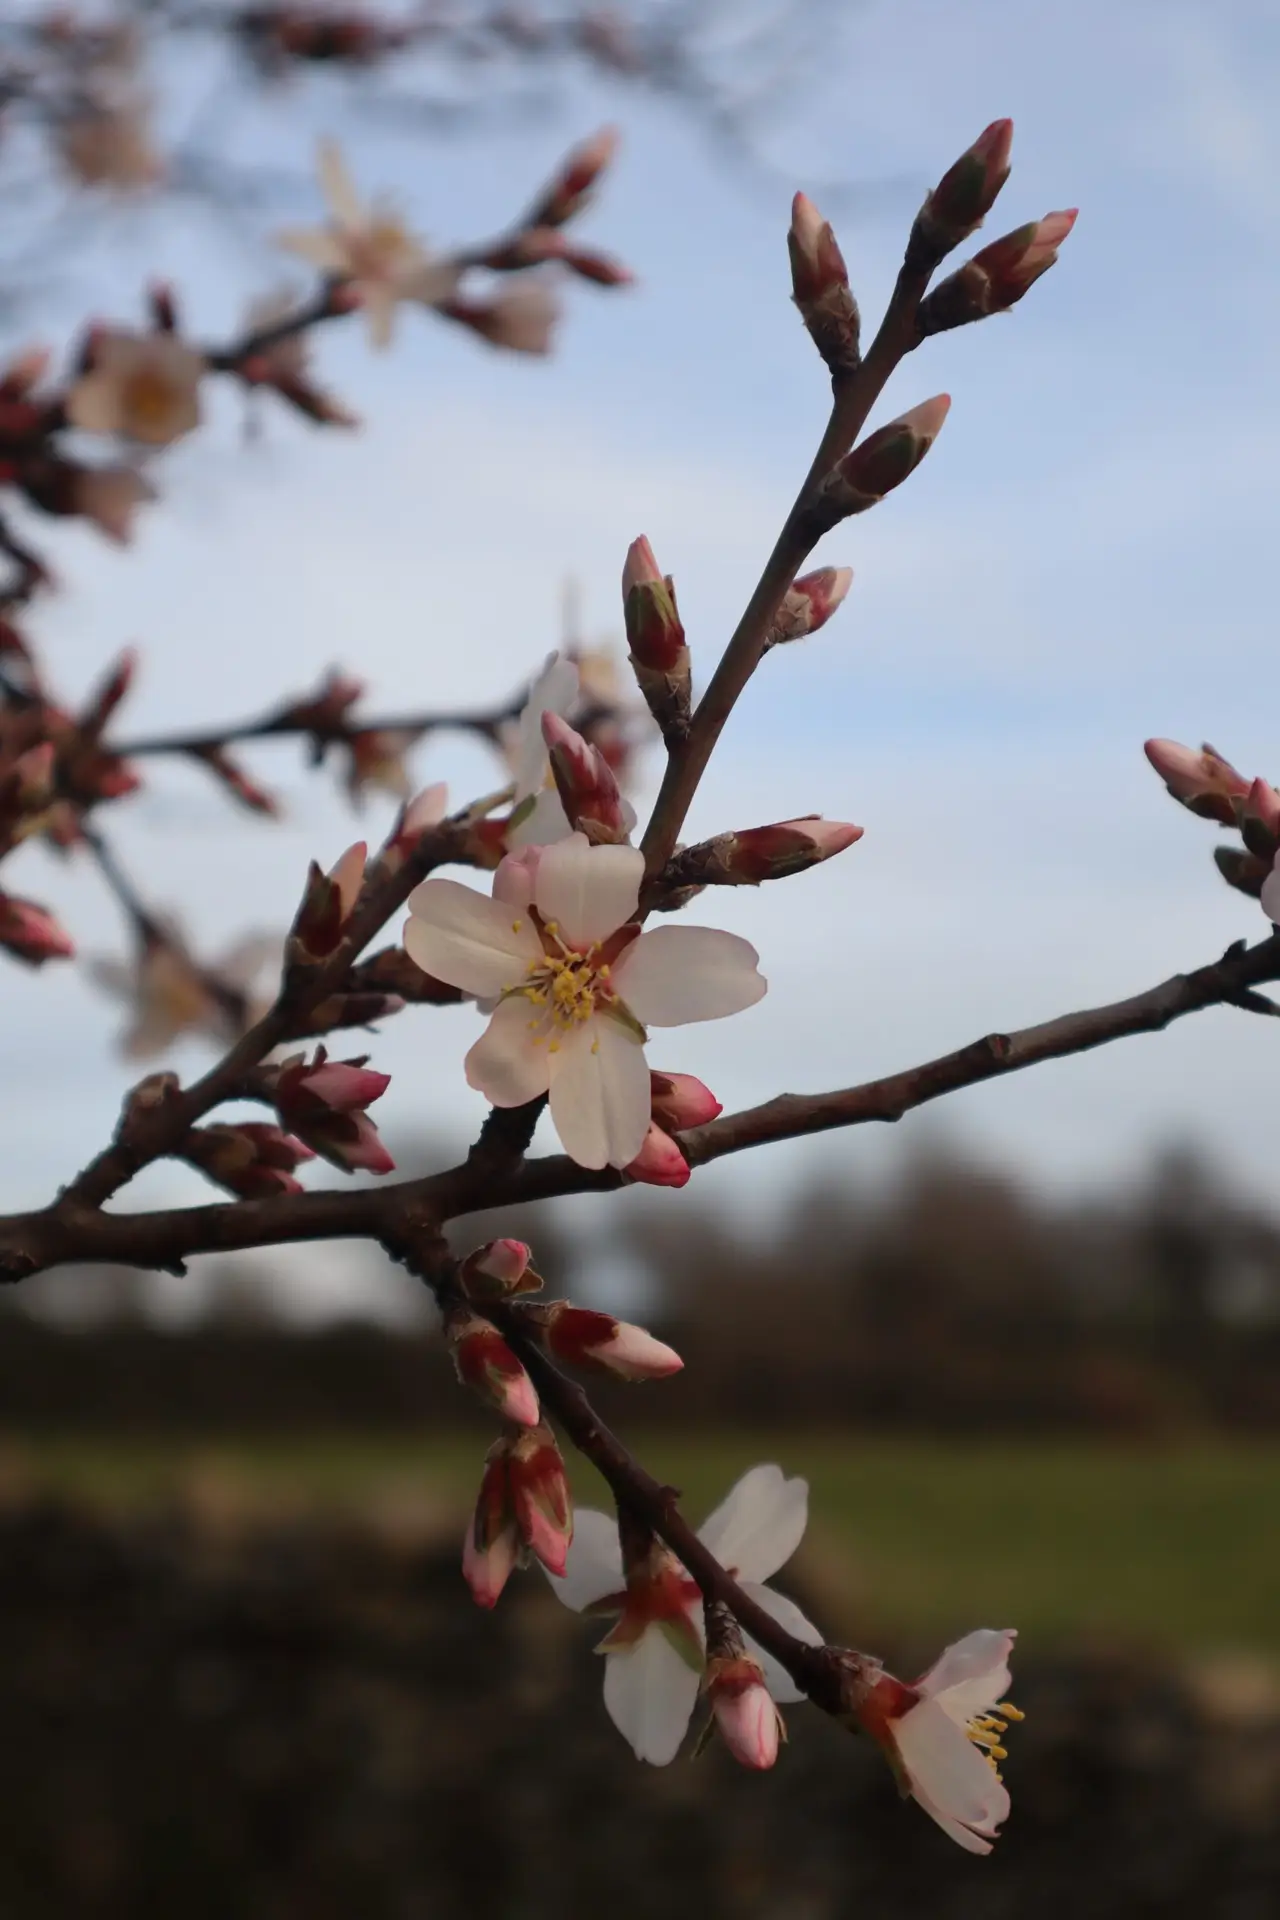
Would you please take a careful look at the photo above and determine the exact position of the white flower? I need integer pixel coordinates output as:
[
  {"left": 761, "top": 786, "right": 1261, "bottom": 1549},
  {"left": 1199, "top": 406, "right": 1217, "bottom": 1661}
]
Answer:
[
  {"left": 869, "top": 1629, "right": 1019, "bottom": 1854},
  {"left": 403, "top": 833, "right": 765, "bottom": 1168},
  {"left": 546, "top": 1464, "right": 823, "bottom": 1765},
  {"left": 277, "top": 139, "right": 460, "bottom": 350},
  {"left": 90, "top": 926, "right": 278, "bottom": 1058},
  {"left": 67, "top": 330, "right": 204, "bottom": 447}
]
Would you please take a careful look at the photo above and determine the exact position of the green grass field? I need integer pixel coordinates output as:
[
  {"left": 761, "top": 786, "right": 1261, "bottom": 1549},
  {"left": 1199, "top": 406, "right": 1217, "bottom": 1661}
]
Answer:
[{"left": 3, "top": 1432, "right": 1277, "bottom": 1656}]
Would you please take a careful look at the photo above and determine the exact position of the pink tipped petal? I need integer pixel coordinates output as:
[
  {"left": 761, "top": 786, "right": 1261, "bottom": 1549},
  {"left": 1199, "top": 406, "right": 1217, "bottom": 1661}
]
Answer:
[
  {"left": 548, "top": 1507, "right": 625, "bottom": 1612},
  {"left": 697, "top": 1465, "right": 809, "bottom": 1585},
  {"left": 534, "top": 834, "right": 643, "bottom": 950},
  {"left": 402, "top": 782, "right": 449, "bottom": 834},
  {"left": 613, "top": 926, "right": 766, "bottom": 1027},
  {"left": 462, "top": 1518, "right": 520, "bottom": 1609},
  {"left": 548, "top": 1016, "right": 651, "bottom": 1169},
  {"left": 404, "top": 879, "right": 542, "bottom": 996},
  {"left": 713, "top": 1681, "right": 780, "bottom": 1770},
  {"left": 626, "top": 1121, "right": 691, "bottom": 1187},
  {"left": 465, "top": 995, "right": 556, "bottom": 1107},
  {"left": 602, "top": 1321, "right": 684, "bottom": 1380},
  {"left": 649, "top": 1071, "right": 722, "bottom": 1130},
  {"left": 328, "top": 841, "right": 367, "bottom": 916},
  {"left": 603, "top": 1627, "right": 702, "bottom": 1766}
]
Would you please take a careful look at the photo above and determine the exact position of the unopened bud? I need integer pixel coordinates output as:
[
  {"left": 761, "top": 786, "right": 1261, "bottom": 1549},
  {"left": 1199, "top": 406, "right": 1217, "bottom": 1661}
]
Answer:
[
  {"left": 1215, "top": 846, "right": 1269, "bottom": 899},
  {"left": 788, "top": 192, "right": 860, "bottom": 373},
  {"left": 447, "top": 1306, "right": 540, "bottom": 1426},
  {"left": 374, "top": 781, "right": 449, "bottom": 877},
  {"left": 913, "top": 119, "right": 1014, "bottom": 260},
  {"left": 522, "top": 1301, "right": 683, "bottom": 1381},
  {"left": 286, "top": 841, "right": 367, "bottom": 966},
  {"left": 1236, "top": 779, "right": 1280, "bottom": 862},
  {"left": 623, "top": 536, "right": 690, "bottom": 741},
  {"left": 190, "top": 744, "right": 279, "bottom": 817},
  {"left": 721, "top": 817, "right": 864, "bottom": 883},
  {"left": 919, "top": 210, "right": 1077, "bottom": 336},
  {"left": 528, "top": 125, "right": 619, "bottom": 227},
  {"left": 507, "top": 1422, "right": 574, "bottom": 1576},
  {"left": 817, "top": 397, "right": 950, "bottom": 524},
  {"left": 625, "top": 1121, "right": 691, "bottom": 1188},
  {"left": 462, "top": 1444, "right": 521, "bottom": 1608},
  {"left": 0, "top": 892, "right": 74, "bottom": 965},
  {"left": 768, "top": 566, "right": 854, "bottom": 648},
  {"left": 707, "top": 1657, "right": 782, "bottom": 1770},
  {"left": 459, "top": 1238, "right": 543, "bottom": 1301},
  {"left": 649, "top": 1071, "right": 722, "bottom": 1132},
  {"left": 1144, "top": 739, "right": 1250, "bottom": 826},
  {"left": 180, "top": 1121, "right": 315, "bottom": 1198},
  {"left": 542, "top": 711, "right": 631, "bottom": 843}
]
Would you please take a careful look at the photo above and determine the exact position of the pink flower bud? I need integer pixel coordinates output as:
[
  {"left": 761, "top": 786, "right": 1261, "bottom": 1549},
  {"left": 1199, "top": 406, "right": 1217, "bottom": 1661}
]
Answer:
[
  {"left": 507, "top": 1423, "right": 574, "bottom": 1576},
  {"left": 447, "top": 1308, "right": 540, "bottom": 1426},
  {"left": 917, "top": 119, "right": 1014, "bottom": 252},
  {"left": 526, "top": 1302, "right": 683, "bottom": 1381},
  {"left": 920, "top": 211, "right": 1077, "bottom": 335},
  {"left": 460, "top": 1238, "right": 542, "bottom": 1301},
  {"left": 723, "top": 817, "right": 864, "bottom": 883},
  {"left": 1144, "top": 738, "right": 1251, "bottom": 825},
  {"left": 1237, "top": 778, "right": 1280, "bottom": 861},
  {"left": 707, "top": 1659, "right": 782, "bottom": 1770},
  {"left": 287, "top": 842, "right": 367, "bottom": 964},
  {"left": 769, "top": 566, "right": 854, "bottom": 647},
  {"left": 622, "top": 536, "right": 686, "bottom": 672},
  {"left": 375, "top": 781, "right": 449, "bottom": 875},
  {"left": 788, "top": 193, "right": 860, "bottom": 372},
  {"left": 824, "top": 398, "right": 950, "bottom": 518},
  {"left": 276, "top": 1052, "right": 392, "bottom": 1115},
  {"left": 649, "top": 1071, "right": 722, "bottom": 1131},
  {"left": 541, "top": 710, "right": 631, "bottom": 843},
  {"left": 180, "top": 1122, "right": 315, "bottom": 1199},
  {"left": 295, "top": 1108, "right": 395, "bottom": 1176},
  {"left": 529, "top": 125, "right": 619, "bottom": 227},
  {"left": 560, "top": 243, "right": 632, "bottom": 287},
  {"left": 625, "top": 1121, "right": 691, "bottom": 1188},
  {"left": 0, "top": 892, "right": 74, "bottom": 965},
  {"left": 462, "top": 1446, "right": 521, "bottom": 1608}
]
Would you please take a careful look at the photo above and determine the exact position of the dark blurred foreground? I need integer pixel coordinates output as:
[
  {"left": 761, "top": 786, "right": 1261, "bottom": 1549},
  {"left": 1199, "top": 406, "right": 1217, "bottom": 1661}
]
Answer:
[{"left": 1, "top": 1494, "right": 1277, "bottom": 1920}]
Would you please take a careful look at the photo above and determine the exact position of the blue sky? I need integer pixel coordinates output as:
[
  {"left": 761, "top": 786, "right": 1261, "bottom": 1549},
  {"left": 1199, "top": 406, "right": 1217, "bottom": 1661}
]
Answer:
[{"left": 4, "top": 0, "right": 1280, "bottom": 1317}]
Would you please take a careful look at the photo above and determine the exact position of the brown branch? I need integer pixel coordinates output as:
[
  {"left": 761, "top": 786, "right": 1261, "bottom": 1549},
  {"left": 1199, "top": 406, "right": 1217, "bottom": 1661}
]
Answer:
[
  {"left": 110, "top": 690, "right": 525, "bottom": 760},
  {"left": 5, "top": 929, "right": 1277, "bottom": 1284}
]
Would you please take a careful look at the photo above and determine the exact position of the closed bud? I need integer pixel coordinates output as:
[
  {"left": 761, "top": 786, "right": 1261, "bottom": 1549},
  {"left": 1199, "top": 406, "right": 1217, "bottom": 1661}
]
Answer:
[
  {"left": 914, "top": 119, "right": 1014, "bottom": 259},
  {"left": 507, "top": 1422, "right": 574, "bottom": 1576},
  {"left": 274, "top": 1048, "right": 391, "bottom": 1116},
  {"left": 623, "top": 536, "right": 691, "bottom": 742},
  {"left": 919, "top": 210, "right": 1077, "bottom": 336},
  {"left": 722, "top": 817, "right": 864, "bottom": 883},
  {"left": 0, "top": 892, "right": 74, "bottom": 965},
  {"left": 1236, "top": 778, "right": 1280, "bottom": 862},
  {"left": 541, "top": 711, "right": 632, "bottom": 843},
  {"left": 707, "top": 1657, "right": 783, "bottom": 1770},
  {"left": 374, "top": 781, "right": 449, "bottom": 877},
  {"left": 625, "top": 1120, "right": 691, "bottom": 1188},
  {"left": 1215, "top": 846, "right": 1269, "bottom": 899},
  {"left": 768, "top": 566, "right": 854, "bottom": 647},
  {"left": 649, "top": 1071, "right": 722, "bottom": 1132},
  {"left": 528, "top": 125, "right": 619, "bottom": 228},
  {"left": 1144, "top": 739, "right": 1250, "bottom": 826},
  {"left": 788, "top": 192, "right": 860, "bottom": 373},
  {"left": 522, "top": 1301, "right": 683, "bottom": 1381},
  {"left": 462, "top": 1445, "right": 521, "bottom": 1608},
  {"left": 447, "top": 1306, "right": 540, "bottom": 1426},
  {"left": 818, "top": 397, "right": 950, "bottom": 523},
  {"left": 286, "top": 841, "right": 367, "bottom": 967},
  {"left": 179, "top": 1121, "right": 315, "bottom": 1199},
  {"left": 459, "top": 1237, "right": 543, "bottom": 1301},
  {"left": 190, "top": 744, "right": 280, "bottom": 817}
]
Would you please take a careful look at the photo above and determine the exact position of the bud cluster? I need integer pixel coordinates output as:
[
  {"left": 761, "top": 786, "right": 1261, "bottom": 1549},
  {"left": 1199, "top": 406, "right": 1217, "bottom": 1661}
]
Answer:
[
  {"left": 1144, "top": 736, "right": 1280, "bottom": 911},
  {"left": 258, "top": 1045, "right": 395, "bottom": 1176},
  {"left": 625, "top": 1070, "right": 723, "bottom": 1188}
]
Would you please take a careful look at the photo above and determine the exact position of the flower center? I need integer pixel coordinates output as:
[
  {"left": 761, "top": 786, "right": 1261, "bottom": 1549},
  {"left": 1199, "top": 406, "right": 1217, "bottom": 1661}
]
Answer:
[
  {"left": 965, "top": 1701, "right": 1024, "bottom": 1777},
  {"left": 514, "top": 917, "right": 618, "bottom": 1040},
  {"left": 123, "top": 368, "right": 176, "bottom": 430}
]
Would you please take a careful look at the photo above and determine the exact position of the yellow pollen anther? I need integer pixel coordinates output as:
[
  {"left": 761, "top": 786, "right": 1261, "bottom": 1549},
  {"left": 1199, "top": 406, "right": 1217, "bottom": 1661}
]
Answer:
[
  {"left": 997, "top": 1702, "right": 1024, "bottom": 1721},
  {"left": 512, "top": 919, "right": 522, "bottom": 933}
]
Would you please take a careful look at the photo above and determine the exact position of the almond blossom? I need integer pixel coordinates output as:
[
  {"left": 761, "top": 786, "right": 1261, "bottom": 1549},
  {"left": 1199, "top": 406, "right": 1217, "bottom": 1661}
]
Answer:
[
  {"left": 67, "top": 329, "right": 204, "bottom": 447},
  {"left": 545, "top": 1464, "right": 822, "bottom": 1765},
  {"left": 854, "top": 1629, "right": 1020, "bottom": 1853},
  {"left": 277, "top": 140, "right": 460, "bottom": 350},
  {"left": 89, "top": 925, "right": 278, "bottom": 1058},
  {"left": 403, "top": 833, "right": 765, "bottom": 1169}
]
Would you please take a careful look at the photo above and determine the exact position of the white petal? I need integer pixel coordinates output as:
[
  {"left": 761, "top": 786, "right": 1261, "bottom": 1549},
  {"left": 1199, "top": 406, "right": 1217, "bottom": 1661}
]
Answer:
[
  {"left": 363, "top": 291, "right": 397, "bottom": 351},
  {"left": 1261, "top": 862, "right": 1280, "bottom": 923},
  {"left": 507, "top": 786, "right": 572, "bottom": 850},
  {"left": 535, "top": 835, "right": 642, "bottom": 950},
  {"left": 465, "top": 995, "right": 554, "bottom": 1106},
  {"left": 275, "top": 227, "right": 350, "bottom": 274},
  {"left": 546, "top": 1507, "right": 624, "bottom": 1612},
  {"left": 602, "top": 1627, "right": 702, "bottom": 1765},
  {"left": 403, "top": 880, "right": 541, "bottom": 997},
  {"left": 405, "top": 256, "right": 463, "bottom": 307},
  {"left": 317, "top": 137, "right": 363, "bottom": 227},
  {"left": 892, "top": 1699, "right": 1010, "bottom": 1844},
  {"left": 548, "top": 1016, "right": 650, "bottom": 1169},
  {"left": 738, "top": 1582, "right": 824, "bottom": 1705},
  {"left": 514, "top": 652, "right": 579, "bottom": 797},
  {"left": 697, "top": 1464, "right": 808, "bottom": 1583},
  {"left": 66, "top": 373, "right": 123, "bottom": 435},
  {"left": 612, "top": 927, "right": 766, "bottom": 1026},
  {"left": 920, "top": 1629, "right": 1016, "bottom": 1721}
]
